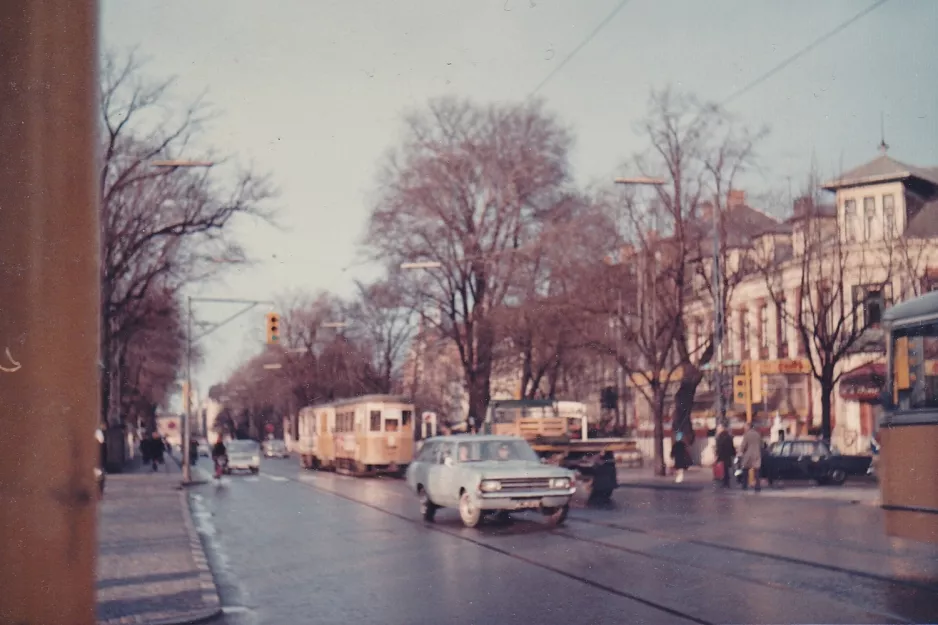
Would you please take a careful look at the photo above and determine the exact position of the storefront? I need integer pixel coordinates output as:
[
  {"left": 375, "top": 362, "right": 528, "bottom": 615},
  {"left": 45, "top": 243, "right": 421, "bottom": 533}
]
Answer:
[{"left": 837, "top": 362, "right": 886, "bottom": 453}]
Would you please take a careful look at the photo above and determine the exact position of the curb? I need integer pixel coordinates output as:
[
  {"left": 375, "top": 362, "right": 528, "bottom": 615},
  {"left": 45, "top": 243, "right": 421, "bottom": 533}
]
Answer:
[
  {"left": 616, "top": 482, "right": 709, "bottom": 492},
  {"left": 178, "top": 490, "right": 224, "bottom": 623}
]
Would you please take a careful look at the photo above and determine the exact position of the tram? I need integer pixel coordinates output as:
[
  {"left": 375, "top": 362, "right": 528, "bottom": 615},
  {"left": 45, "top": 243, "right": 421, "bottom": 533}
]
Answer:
[
  {"left": 880, "top": 290, "right": 938, "bottom": 544},
  {"left": 296, "top": 394, "right": 415, "bottom": 476}
]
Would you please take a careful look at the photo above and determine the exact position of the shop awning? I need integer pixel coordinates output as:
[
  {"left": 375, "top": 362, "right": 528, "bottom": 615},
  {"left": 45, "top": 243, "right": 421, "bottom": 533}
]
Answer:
[{"left": 839, "top": 362, "right": 886, "bottom": 401}]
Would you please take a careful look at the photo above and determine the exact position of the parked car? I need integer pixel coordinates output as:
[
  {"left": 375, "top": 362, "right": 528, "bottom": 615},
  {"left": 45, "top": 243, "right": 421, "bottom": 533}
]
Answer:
[
  {"left": 225, "top": 440, "right": 261, "bottom": 474},
  {"left": 263, "top": 439, "right": 288, "bottom": 458},
  {"left": 405, "top": 434, "right": 577, "bottom": 528},
  {"left": 762, "top": 438, "right": 872, "bottom": 486}
]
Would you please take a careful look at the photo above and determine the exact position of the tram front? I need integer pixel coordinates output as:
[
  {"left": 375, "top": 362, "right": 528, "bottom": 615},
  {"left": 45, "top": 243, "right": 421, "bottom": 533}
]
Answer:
[{"left": 880, "top": 290, "right": 938, "bottom": 544}]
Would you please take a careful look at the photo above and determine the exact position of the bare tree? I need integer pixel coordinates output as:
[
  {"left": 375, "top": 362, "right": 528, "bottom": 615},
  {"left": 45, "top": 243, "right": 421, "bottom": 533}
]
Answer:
[
  {"left": 495, "top": 194, "right": 615, "bottom": 400},
  {"left": 344, "top": 277, "right": 415, "bottom": 394},
  {"left": 365, "top": 96, "right": 574, "bottom": 429},
  {"left": 587, "top": 88, "right": 765, "bottom": 474},
  {"left": 98, "top": 50, "right": 277, "bottom": 424},
  {"left": 760, "top": 171, "right": 896, "bottom": 440}
]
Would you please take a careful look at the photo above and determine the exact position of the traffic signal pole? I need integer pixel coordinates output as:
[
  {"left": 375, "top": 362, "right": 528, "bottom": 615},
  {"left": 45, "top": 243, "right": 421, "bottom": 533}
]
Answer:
[
  {"left": 0, "top": 1, "right": 99, "bottom": 623},
  {"left": 182, "top": 297, "right": 274, "bottom": 485}
]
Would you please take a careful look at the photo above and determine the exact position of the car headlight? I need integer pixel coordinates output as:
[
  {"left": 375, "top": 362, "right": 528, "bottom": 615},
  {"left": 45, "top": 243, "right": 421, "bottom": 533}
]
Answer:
[
  {"left": 550, "top": 477, "right": 571, "bottom": 489},
  {"left": 479, "top": 480, "right": 502, "bottom": 492}
]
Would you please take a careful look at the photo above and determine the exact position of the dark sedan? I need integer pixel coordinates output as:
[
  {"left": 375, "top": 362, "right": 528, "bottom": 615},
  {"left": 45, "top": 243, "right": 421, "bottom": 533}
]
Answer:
[{"left": 762, "top": 439, "right": 873, "bottom": 486}]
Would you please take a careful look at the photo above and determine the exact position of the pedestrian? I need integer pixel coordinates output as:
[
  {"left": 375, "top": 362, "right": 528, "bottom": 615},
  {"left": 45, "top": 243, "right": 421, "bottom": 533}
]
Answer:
[
  {"left": 670, "top": 432, "right": 692, "bottom": 483},
  {"left": 189, "top": 438, "right": 199, "bottom": 466},
  {"left": 211, "top": 435, "right": 228, "bottom": 479},
  {"left": 587, "top": 451, "right": 618, "bottom": 507},
  {"left": 715, "top": 425, "right": 736, "bottom": 489},
  {"left": 145, "top": 431, "right": 165, "bottom": 472},
  {"left": 738, "top": 422, "right": 763, "bottom": 492}
]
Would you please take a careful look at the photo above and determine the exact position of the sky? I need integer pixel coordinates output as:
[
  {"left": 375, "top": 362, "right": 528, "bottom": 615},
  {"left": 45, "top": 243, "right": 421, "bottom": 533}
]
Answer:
[{"left": 100, "top": 0, "right": 938, "bottom": 410}]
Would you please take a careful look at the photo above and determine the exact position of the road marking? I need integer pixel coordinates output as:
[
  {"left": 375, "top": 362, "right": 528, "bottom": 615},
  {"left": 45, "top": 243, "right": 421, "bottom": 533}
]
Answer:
[
  {"left": 263, "top": 475, "right": 288, "bottom": 482},
  {"left": 243, "top": 477, "right": 259, "bottom": 483}
]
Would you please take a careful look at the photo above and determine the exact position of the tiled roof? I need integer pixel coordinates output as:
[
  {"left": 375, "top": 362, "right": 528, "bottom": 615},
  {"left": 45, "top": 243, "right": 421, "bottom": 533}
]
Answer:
[{"left": 823, "top": 154, "right": 938, "bottom": 189}]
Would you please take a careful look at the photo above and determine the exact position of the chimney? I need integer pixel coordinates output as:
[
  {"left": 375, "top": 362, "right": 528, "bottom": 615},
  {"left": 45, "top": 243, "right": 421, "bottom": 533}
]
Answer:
[
  {"left": 727, "top": 189, "right": 746, "bottom": 208},
  {"left": 793, "top": 195, "right": 814, "bottom": 217}
]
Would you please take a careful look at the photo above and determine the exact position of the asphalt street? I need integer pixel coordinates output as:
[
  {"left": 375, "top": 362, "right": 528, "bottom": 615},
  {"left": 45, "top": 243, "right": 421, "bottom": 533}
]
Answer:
[{"left": 191, "top": 457, "right": 938, "bottom": 625}]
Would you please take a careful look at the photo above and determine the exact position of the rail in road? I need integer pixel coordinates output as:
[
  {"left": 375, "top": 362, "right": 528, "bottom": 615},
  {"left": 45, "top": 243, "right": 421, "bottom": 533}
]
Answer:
[{"left": 203, "top": 459, "right": 938, "bottom": 624}]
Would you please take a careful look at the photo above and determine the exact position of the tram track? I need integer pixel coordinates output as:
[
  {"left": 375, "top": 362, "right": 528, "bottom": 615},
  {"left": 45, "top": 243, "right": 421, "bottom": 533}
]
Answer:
[
  {"left": 266, "top": 465, "right": 935, "bottom": 623},
  {"left": 289, "top": 465, "right": 938, "bottom": 595},
  {"left": 277, "top": 468, "right": 714, "bottom": 625}
]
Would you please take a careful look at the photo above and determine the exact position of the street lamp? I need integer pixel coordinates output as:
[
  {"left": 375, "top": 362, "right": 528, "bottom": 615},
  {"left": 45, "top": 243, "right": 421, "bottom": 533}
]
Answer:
[{"left": 400, "top": 261, "right": 443, "bottom": 270}]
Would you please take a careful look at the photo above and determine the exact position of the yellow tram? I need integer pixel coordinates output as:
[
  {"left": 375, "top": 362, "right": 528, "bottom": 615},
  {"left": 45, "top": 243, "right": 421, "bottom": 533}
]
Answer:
[
  {"left": 880, "top": 291, "right": 938, "bottom": 544},
  {"left": 297, "top": 394, "right": 415, "bottom": 476}
]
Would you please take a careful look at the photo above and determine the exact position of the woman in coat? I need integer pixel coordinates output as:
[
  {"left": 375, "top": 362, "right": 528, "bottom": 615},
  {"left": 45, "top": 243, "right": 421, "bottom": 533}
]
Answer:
[{"left": 671, "top": 432, "right": 693, "bottom": 483}]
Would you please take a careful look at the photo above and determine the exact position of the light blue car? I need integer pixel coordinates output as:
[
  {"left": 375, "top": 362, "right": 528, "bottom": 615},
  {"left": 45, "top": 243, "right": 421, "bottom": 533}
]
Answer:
[{"left": 405, "top": 434, "right": 577, "bottom": 528}]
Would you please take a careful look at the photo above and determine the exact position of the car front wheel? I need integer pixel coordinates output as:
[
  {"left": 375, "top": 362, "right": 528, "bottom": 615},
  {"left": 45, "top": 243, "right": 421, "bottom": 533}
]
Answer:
[
  {"left": 543, "top": 504, "right": 569, "bottom": 527},
  {"left": 418, "top": 487, "right": 438, "bottom": 522},
  {"left": 459, "top": 491, "right": 482, "bottom": 528},
  {"left": 828, "top": 468, "right": 847, "bottom": 486}
]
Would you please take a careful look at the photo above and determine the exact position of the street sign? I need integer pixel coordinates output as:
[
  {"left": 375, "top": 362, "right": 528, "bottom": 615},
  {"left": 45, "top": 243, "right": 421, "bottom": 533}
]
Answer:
[{"left": 263, "top": 363, "right": 282, "bottom": 370}]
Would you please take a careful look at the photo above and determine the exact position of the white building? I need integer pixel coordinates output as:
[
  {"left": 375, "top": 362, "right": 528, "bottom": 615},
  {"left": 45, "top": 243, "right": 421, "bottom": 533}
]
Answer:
[{"left": 679, "top": 150, "right": 938, "bottom": 455}]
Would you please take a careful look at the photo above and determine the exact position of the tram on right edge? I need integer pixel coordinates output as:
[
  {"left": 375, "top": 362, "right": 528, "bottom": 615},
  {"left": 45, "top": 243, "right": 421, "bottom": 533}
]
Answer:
[{"left": 880, "top": 290, "right": 938, "bottom": 544}]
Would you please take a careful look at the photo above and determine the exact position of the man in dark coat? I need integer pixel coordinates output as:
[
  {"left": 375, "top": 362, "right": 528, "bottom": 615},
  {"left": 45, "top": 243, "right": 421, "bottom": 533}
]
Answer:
[
  {"left": 715, "top": 425, "right": 736, "bottom": 488},
  {"left": 587, "top": 451, "right": 618, "bottom": 507}
]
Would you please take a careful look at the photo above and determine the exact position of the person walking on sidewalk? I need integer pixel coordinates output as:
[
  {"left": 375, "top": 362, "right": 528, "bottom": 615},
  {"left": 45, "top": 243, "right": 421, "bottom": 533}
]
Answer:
[
  {"left": 715, "top": 425, "right": 736, "bottom": 489},
  {"left": 739, "top": 423, "right": 763, "bottom": 492},
  {"left": 143, "top": 431, "right": 166, "bottom": 472},
  {"left": 671, "top": 432, "right": 692, "bottom": 483}
]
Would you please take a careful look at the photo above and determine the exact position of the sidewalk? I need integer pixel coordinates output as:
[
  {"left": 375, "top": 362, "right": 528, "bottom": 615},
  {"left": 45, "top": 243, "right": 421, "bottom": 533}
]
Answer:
[
  {"left": 96, "top": 453, "right": 221, "bottom": 625},
  {"left": 615, "top": 466, "right": 881, "bottom": 505}
]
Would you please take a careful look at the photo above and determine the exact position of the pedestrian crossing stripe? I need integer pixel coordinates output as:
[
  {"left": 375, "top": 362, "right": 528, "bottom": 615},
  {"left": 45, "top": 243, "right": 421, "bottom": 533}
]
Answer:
[{"left": 264, "top": 475, "right": 288, "bottom": 482}]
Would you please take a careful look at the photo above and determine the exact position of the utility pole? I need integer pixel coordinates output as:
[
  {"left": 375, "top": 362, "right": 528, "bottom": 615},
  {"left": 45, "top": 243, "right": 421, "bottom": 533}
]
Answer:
[
  {"left": 0, "top": 2, "right": 99, "bottom": 623},
  {"left": 182, "top": 297, "right": 274, "bottom": 485}
]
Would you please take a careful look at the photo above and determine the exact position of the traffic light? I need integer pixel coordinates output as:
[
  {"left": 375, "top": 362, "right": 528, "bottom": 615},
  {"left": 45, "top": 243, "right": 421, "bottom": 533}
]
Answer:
[
  {"left": 265, "top": 312, "right": 280, "bottom": 344},
  {"left": 733, "top": 375, "right": 750, "bottom": 406}
]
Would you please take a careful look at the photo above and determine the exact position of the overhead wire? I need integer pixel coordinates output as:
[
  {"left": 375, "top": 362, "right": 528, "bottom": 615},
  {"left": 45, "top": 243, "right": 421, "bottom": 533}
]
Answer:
[
  {"left": 527, "top": 0, "right": 636, "bottom": 99},
  {"left": 721, "top": 0, "right": 891, "bottom": 106}
]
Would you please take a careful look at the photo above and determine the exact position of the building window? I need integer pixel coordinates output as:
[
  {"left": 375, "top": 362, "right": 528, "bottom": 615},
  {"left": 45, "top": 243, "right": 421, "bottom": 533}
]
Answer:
[
  {"left": 739, "top": 309, "right": 750, "bottom": 359},
  {"left": 863, "top": 197, "right": 876, "bottom": 241},
  {"left": 921, "top": 270, "right": 938, "bottom": 293},
  {"left": 852, "top": 284, "right": 893, "bottom": 329},
  {"left": 883, "top": 194, "right": 896, "bottom": 239},
  {"left": 844, "top": 199, "right": 857, "bottom": 242},
  {"left": 776, "top": 297, "right": 788, "bottom": 358},
  {"left": 758, "top": 305, "right": 769, "bottom": 359}
]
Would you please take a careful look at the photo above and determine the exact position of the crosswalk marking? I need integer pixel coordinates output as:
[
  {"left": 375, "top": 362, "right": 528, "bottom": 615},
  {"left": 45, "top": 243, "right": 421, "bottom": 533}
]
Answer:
[{"left": 263, "top": 475, "right": 288, "bottom": 482}]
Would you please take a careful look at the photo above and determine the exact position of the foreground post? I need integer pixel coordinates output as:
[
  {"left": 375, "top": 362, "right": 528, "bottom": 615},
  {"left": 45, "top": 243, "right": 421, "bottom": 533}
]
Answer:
[{"left": 0, "top": 2, "right": 100, "bottom": 624}]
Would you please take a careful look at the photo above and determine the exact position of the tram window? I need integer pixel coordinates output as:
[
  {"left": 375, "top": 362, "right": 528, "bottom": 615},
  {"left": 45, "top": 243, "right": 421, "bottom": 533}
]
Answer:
[
  {"left": 401, "top": 410, "right": 412, "bottom": 427},
  {"left": 893, "top": 322, "right": 938, "bottom": 409},
  {"left": 385, "top": 418, "right": 399, "bottom": 432},
  {"left": 370, "top": 411, "right": 381, "bottom": 432}
]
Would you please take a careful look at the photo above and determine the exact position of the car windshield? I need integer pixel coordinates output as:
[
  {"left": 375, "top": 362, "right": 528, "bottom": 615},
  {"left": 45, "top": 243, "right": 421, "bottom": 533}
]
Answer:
[
  {"left": 456, "top": 439, "right": 539, "bottom": 463},
  {"left": 228, "top": 441, "right": 258, "bottom": 453}
]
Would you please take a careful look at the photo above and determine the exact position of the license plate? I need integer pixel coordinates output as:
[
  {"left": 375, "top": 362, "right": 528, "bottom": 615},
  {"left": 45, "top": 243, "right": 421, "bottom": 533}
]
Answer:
[{"left": 514, "top": 500, "right": 540, "bottom": 510}]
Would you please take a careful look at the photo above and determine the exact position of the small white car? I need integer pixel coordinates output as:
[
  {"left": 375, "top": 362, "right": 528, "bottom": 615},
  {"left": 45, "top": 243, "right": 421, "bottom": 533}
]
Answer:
[
  {"left": 263, "top": 439, "right": 289, "bottom": 458},
  {"left": 225, "top": 440, "right": 261, "bottom": 474},
  {"left": 405, "top": 434, "right": 577, "bottom": 528}
]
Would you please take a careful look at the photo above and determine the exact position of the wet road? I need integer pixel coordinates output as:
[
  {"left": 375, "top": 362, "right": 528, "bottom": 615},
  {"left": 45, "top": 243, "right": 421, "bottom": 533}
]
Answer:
[{"left": 192, "top": 457, "right": 938, "bottom": 625}]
